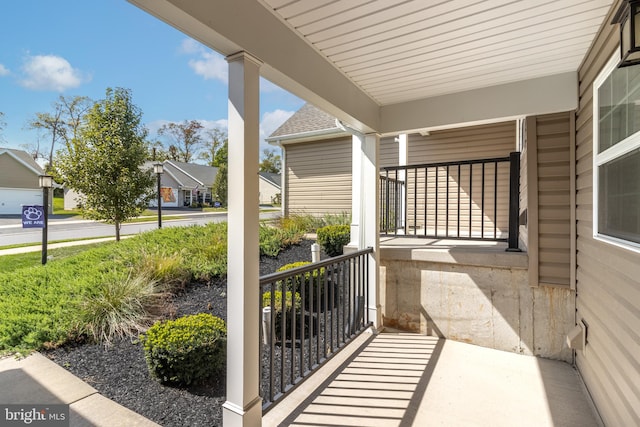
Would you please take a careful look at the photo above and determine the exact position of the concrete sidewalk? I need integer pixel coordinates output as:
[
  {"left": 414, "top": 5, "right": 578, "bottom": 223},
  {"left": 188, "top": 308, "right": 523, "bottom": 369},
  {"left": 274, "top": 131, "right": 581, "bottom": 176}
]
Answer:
[{"left": 0, "top": 352, "right": 159, "bottom": 426}]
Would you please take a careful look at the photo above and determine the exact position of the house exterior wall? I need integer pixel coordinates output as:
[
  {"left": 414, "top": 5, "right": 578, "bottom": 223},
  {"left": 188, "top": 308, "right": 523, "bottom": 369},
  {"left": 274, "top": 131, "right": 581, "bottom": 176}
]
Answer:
[
  {"left": 526, "top": 112, "right": 574, "bottom": 288},
  {"left": 259, "top": 179, "right": 280, "bottom": 205},
  {"left": 575, "top": 1, "right": 640, "bottom": 425},
  {"left": 284, "top": 136, "right": 397, "bottom": 216},
  {"left": 0, "top": 154, "right": 39, "bottom": 189}
]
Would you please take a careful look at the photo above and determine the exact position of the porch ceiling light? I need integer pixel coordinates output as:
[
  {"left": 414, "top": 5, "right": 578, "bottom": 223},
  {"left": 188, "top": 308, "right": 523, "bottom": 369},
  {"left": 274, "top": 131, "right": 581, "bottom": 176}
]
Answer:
[{"left": 613, "top": 0, "right": 640, "bottom": 67}]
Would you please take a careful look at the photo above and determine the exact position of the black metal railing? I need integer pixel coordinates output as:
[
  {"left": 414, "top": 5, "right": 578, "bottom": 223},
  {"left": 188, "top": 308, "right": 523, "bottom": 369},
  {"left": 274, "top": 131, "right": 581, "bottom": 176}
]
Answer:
[
  {"left": 259, "top": 247, "right": 373, "bottom": 412},
  {"left": 380, "top": 175, "right": 405, "bottom": 233},
  {"left": 380, "top": 152, "right": 520, "bottom": 249}
]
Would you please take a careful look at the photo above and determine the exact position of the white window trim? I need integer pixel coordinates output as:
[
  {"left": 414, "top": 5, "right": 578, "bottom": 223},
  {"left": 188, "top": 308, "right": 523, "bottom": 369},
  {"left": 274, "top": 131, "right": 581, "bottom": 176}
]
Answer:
[{"left": 592, "top": 51, "right": 640, "bottom": 253}]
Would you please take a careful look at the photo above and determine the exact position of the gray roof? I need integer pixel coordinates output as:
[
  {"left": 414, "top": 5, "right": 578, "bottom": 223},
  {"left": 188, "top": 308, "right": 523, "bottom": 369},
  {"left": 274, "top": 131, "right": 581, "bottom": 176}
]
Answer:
[
  {"left": 268, "top": 103, "right": 339, "bottom": 138},
  {"left": 0, "top": 147, "right": 45, "bottom": 174},
  {"left": 167, "top": 160, "right": 218, "bottom": 186},
  {"left": 144, "top": 160, "right": 218, "bottom": 189},
  {"left": 259, "top": 172, "right": 281, "bottom": 188}
]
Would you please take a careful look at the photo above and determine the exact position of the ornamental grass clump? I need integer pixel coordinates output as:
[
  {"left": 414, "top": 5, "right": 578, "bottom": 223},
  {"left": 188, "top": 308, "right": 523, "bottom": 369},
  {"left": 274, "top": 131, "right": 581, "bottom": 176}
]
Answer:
[
  {"left": 141, "top": 313, "right": 227, "bottom": 386},
  {"left": 79, "top": 272, "right": 170, "bottom": 345}
]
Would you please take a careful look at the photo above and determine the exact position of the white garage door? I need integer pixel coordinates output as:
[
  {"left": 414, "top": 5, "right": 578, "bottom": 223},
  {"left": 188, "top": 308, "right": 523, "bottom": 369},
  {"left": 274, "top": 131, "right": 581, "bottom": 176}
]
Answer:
[{"left": 0, "top": 188, "right": 43, "bottom": 215}]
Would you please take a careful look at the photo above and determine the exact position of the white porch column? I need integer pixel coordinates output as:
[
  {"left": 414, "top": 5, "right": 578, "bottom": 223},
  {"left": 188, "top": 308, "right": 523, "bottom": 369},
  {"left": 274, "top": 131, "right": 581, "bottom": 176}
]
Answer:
[
  {"left": 223, "top": 51, "right": 262, "bottom": 427},
  {"left": 354, "top": 133, "right": 381, "bottom": 328},
  {"left": 350, "top": 135, "right": 362, "bottom": 246}
]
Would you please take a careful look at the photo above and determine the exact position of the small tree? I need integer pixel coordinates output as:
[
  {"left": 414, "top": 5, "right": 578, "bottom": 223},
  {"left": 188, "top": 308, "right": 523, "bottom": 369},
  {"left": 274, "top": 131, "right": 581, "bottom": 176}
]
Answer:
[
  {"left": 212, "top": 162, "right": 228, "bottom": 207},
  {"left": 55, "top": 87, "right": 154, "bottom": 241}
]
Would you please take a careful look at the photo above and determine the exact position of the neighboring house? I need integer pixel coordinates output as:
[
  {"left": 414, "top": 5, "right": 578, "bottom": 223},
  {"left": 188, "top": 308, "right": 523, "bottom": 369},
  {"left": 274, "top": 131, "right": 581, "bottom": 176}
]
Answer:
[
  {"left": 258, "top": 171, "right": 280, "bottom": 205},
  {"left": 0, "top": 148, "right": 50, "bottom": 215},
  {"left": 132, "top": 1, "right": 640, "bottom": 426},
  {"left": 267, "top": 103, "right": 399, "bottom": 216},
  {"left": 149, "top": 160, "right": 218, "bottom": 207},
  {"left": 64, "top": 160, "right": 218, "bottom": 209}
]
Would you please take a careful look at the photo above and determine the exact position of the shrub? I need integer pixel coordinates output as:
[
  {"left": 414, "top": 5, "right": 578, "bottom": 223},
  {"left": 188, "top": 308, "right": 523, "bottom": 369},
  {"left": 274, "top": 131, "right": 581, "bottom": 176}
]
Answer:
[
  {"left": 259, "top": 224, "right": 304, "bottom": 257},
  {"left": 276, "top": 262, "right": 330, "bottom": 310},
  {"left": 79, "top": 272, "right": 169, "bottom": 344},
  {"left": 317, "top": 225, "right": 350, "bottom": 257},
  {"left": 262, "top": 290, "right": 301, "bottom": 342},
  {"left": 141, "top": 313, "right": 226, "bottom": 386}
]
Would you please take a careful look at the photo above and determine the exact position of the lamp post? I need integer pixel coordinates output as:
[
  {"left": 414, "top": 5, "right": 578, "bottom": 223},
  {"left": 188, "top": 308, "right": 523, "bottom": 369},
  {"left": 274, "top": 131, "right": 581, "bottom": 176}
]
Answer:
[
  {"left": 39, "top": 175, "right": 53, "bottom": 265},
  {"left": 154, "top": 163, "right": 164, "bottom": 228}
]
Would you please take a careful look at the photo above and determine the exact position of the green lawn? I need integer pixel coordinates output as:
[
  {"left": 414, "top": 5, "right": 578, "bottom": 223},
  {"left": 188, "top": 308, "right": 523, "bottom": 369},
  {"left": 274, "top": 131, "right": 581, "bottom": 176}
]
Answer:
[{"left": 0, "top": 221, "right": 304, "bottom": 355}]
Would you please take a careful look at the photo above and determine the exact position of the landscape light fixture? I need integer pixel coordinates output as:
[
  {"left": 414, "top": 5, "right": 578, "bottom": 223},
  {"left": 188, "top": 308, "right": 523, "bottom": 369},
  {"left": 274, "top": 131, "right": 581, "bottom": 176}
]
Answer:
[
  {"left": 154, "top": 163, "right": 164, "bottom": 228},
  {"left": 613, "top": 0, "right": 640, "bottom": 67},
  {"left": 39, "top": 175, "right": 53, "bottom": 265}
]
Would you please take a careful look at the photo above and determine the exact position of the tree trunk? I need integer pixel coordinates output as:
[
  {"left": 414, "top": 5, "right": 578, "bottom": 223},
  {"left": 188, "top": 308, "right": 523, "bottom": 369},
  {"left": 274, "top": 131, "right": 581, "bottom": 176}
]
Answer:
[{"left": 115, "top": 221, "right": 121, "bottom": 242}]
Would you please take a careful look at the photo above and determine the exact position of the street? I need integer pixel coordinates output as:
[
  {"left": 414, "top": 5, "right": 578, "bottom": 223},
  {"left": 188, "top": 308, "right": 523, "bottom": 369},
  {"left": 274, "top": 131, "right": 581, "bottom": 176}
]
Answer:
[{"left": 0, "top": 210, "right": 280, "bottom": 247}]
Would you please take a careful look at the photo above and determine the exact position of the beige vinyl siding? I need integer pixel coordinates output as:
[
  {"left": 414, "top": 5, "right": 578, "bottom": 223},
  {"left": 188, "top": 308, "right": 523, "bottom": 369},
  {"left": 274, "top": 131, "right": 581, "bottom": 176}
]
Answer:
[
  {"left": 379, "top": 136, "right": 398, "bottom": 168},
  {"left": 403, "top": 122, "right": 515, "bottom": 237},
  {"left": 528, "top": 112, "right": 573, "bottom": 287},
  {"left": 284, "top": 136, "right": 398, "bottom": 216},
  {"left": 0, "top": 154, "right": 39, "bottom": 188},
  {"left": 285, "top": 137, "right": 352, "bottom": 216},
  {"left": 575, "top": 1, "right": 640, "bottom": 425}
]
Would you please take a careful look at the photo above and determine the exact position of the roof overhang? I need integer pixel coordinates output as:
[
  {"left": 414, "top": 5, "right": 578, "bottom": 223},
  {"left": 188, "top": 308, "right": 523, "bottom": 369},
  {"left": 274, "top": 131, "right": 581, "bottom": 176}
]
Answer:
[{"left": 128, "top": 0, "right": 613, "bottom": 133}]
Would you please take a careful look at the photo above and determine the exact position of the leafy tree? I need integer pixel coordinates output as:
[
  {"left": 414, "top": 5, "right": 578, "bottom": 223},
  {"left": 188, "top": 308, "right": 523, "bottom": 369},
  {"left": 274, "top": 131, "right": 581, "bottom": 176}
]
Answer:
[
  {"left": 259, "top": 148, "right": 281, "bottom": 173},
  {"left": 212, "top": 162, "right": 228, "bottom": 207},
  {"left": 158, "top": 120, "right": 203, "bottom": 163},
  {"left": 55, "top": 87, "right": 154, "bottom": 241},
  {"left": 199, "top": 128, "right": 227, "bottom": 166},
  {"left": 27, "top": 95, "right": 92, "bottom": 169},
  {"left": 212, "top": 139, "right": 228, "bottom": 167}
]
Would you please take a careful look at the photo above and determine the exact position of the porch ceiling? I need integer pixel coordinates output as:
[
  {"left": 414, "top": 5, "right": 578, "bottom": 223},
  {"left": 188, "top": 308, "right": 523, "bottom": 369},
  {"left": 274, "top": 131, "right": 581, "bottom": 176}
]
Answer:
[
  {"left": 261, "top": 0, "right": 612, "bottom": 105},
  {"left": 129, "top": 0, "right": 614, "bottom": 133}
]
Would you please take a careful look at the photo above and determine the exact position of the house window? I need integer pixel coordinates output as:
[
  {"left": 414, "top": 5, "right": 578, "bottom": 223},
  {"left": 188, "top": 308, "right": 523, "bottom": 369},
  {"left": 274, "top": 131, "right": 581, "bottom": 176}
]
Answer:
[{"left": 593, "top": 53, "right": 640, "bottom": 251}]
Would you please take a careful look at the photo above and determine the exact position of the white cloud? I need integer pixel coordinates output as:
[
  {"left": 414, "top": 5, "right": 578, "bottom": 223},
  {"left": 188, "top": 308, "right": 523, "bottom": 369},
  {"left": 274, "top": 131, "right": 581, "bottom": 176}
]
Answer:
[
  {"left": 179, "top": 38, "right": 203, "bottom": 55},
  {"left": 147, "top": 118, "right": 228, "bottom": 139},
  {"left": 20, "top": 54, "right": 87, "bottom": 91},
  {"left": 179, "top": 37, "right": 228, "bottom": 83},
  {"left": 260, "top": 109, "right": 295, "bottom": 150},
  {"left": 199, "top": 119, "right": 228, "bottom": 132},
  {"left": 0, "top": 64, "right": 9, "bottom": 76},
  {"left": 188, "top": 52, "right": 228, "bottom": 83}
]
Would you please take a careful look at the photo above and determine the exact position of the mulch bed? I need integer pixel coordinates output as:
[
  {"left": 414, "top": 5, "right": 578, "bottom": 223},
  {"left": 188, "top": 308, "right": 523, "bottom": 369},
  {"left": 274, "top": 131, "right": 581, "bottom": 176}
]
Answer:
[{"left": 45, "top": 239, "right": 322, "bottom": 427}]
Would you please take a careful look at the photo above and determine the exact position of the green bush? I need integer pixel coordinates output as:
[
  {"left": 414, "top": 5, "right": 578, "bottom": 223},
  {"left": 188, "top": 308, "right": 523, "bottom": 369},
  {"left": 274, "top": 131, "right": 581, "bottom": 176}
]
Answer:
[
  {"left": 141, "top": 313, "right": 227, "bottom": 386},
  {"left": 262, "top": 290, "right": 301, "bottom": 341},
  {"left": 259, "top": 224, "right": 304, "bottom": 257},
  {"left": 317, "top": 225, "right": 350, "bottom": 257},
  {"left": 262, "top": 290, "right": 301, "bottom": 313}
]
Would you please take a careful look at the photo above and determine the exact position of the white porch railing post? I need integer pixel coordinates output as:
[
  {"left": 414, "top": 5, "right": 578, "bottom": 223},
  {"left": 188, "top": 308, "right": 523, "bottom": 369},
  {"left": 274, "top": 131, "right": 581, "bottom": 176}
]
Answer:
[
  {"left": 222, "top": 51, "right": 263, "bottom": 427},
  {"left": 398, "top": 134, "right": 408, "bottom": 232}
]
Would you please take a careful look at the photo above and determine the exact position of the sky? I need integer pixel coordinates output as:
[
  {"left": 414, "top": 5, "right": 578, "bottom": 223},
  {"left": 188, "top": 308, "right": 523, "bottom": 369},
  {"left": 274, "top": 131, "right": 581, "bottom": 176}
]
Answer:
[{"left": 0, "top": 0, "right": 304, "bottom": 161}]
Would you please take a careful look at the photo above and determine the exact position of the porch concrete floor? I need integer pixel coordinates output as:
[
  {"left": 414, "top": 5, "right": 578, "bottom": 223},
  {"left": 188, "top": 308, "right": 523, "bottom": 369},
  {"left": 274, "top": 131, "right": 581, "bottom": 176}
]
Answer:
[{"left": 263, "top": 330, "right": 601, "bottom": 427}]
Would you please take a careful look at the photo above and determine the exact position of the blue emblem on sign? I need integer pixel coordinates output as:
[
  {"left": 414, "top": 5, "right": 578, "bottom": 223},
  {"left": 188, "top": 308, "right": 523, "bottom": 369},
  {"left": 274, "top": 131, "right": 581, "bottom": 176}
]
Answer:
[{"left": 22, "top": 205, "right": 45, "bottom": 228}]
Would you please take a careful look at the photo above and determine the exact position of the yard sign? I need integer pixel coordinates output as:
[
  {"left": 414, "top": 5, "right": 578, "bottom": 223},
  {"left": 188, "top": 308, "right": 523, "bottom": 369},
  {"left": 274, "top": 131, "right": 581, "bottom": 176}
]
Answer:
[{"left": 22, "top": 205, "right": 45, "bottom": 228}]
